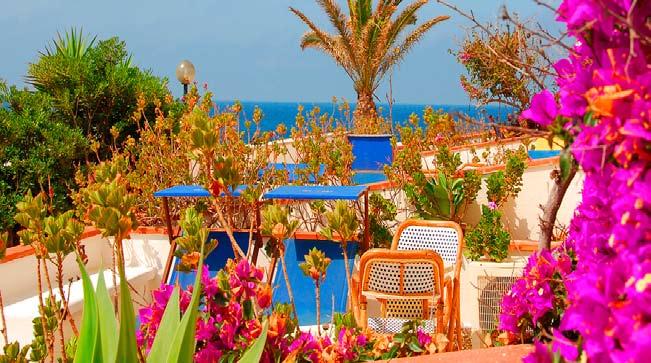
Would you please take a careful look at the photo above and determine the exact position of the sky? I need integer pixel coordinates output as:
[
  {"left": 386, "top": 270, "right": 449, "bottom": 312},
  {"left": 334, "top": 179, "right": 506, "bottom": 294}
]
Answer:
[{"left": 0, "top": 1, "right": 562, "bottom": 104}]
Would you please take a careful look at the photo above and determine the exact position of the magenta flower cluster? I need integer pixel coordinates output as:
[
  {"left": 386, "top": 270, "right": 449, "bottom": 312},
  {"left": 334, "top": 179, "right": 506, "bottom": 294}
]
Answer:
[
  {"left": 136, "top": 258, "right": 445, "bottom": 362},
  {"left": 506, "top": 1, "right": 651, "bottom": 362},
  {"left": 499, "top": 245, "right": 573, "bottom": 341},
  {"left": 138, "top": 260, "right": 271, "bottom": 362}
]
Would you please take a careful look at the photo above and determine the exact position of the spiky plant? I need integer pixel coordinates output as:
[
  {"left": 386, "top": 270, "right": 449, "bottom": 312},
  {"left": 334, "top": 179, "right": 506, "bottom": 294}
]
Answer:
[
  {"left": 290, "top": 0, "right": 449, "bottom": 131},
  {"left": 44, "top": 28, "right": 96, "bottom": 58}
]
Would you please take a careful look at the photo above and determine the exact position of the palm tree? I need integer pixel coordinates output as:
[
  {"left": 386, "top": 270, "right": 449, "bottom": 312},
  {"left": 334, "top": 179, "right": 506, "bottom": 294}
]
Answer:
[{"left": 290, "top": 0, "right": 449, "bottom": 130}]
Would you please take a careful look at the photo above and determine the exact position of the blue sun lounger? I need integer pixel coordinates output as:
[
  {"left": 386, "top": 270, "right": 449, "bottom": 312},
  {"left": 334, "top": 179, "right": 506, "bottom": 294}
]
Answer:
[{"left": 263, "top": 185, "right": 369, "bottom": 325}]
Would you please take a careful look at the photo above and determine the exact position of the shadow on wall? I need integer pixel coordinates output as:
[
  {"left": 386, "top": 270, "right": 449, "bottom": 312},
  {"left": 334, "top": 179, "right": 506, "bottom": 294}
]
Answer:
[{"left": 501, "top": 198, "right": 531, "bottom": 240}]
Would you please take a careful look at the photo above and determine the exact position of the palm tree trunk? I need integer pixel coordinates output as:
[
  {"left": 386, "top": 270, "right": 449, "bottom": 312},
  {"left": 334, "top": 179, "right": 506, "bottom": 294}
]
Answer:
[{"left": 353, "top": 91, "right": 378, "bottom": 131}]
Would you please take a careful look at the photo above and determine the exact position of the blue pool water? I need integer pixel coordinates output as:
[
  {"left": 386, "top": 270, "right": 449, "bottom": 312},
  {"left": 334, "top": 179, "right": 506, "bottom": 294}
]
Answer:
[
  {"left": 273, "top": 238, "right": 358, "bottom": 325},
  {"left": 352, "top": 171, "right": 388, "bottom": 185},
  {"left": 528, "top": 150, "right": 561, "bottom": 159}
]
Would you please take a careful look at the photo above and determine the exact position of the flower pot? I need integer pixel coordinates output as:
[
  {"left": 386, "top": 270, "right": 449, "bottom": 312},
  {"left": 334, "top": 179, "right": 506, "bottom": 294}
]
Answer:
[{"left": 347, "top": 134, "right": 393, "bottom": 171}]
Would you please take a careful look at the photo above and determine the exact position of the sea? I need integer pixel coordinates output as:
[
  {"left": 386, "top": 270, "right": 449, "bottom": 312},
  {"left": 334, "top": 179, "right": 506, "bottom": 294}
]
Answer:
[
  {"left": 2, "top": 100, "right": 514, "bottom": 132},
  {"left": 213, "top": 101, "right": 514, "bottom": 133}
]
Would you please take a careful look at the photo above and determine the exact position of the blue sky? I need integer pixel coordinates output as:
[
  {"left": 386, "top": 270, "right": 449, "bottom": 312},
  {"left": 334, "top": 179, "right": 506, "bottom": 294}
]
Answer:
[{"left": 0, "top": 1, "right": 560, "bottom": 104}]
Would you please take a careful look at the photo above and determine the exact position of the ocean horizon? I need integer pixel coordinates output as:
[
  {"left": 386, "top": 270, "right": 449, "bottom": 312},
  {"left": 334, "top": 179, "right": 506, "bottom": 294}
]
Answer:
[{"left": 213, "top": 101, "right": 515, "bottom": 132}]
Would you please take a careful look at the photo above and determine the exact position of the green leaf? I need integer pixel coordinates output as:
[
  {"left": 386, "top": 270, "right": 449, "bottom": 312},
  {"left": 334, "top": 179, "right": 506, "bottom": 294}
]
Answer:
[
  {"left": 166, "top": 247, "right": 205, "bottom": 363},
  {"left": 73, "top": 258, "right": 102, "bottom": 363},
  {"left": 114, "top": 265, "right": 139, "bottom": 363},
  {"left": 237, "top": 320, "right": 268, "bottom": 363},
  {"left": 146, "top": 286, "right": 180, "bottom": 363},
  {"left": 95, "top": 269, "right": 118, "bottom": 363},
  {"left": 560, "top": 151, "right": 572, "bottom": 181},
  {"left": 408, "top": 340, "right": 424, "bottom": 353},
  {"left": 243, "top": 299, "right": 254, "bottom": 321}
]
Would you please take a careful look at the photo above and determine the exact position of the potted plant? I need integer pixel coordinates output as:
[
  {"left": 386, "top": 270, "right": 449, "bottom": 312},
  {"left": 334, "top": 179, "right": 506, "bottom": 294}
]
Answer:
[
  {"left": 404, "top": 147, "right": 482, "bottom": 226},
  {"left": 465, "top": 203, "right": 511, "bottom": 262},
  {"left": 347, "top": 132, "right": 394, "bottom": 171},
  {"left": 290, "top": 1, "right": 449, "bottom": 171}
]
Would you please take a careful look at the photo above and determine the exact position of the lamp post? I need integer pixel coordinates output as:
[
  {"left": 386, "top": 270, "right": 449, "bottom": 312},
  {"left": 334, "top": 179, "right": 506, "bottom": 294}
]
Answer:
[{"left": 175, "top": 60, "right": 196, "bottom": 96}]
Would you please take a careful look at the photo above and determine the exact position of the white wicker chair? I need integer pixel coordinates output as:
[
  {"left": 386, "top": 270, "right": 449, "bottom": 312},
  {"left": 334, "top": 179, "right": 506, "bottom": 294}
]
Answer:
[
  {"left": 391, "top": 220, "right": 464, "bottom": 350},
  {"left": 352, "top": 249, "right": 448, "bottom": 336}
]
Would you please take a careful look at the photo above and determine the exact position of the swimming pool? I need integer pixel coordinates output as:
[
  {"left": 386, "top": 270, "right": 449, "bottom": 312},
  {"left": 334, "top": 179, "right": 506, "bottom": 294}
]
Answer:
[
  {"left": 352, "top": 171, "right": 388, "bottom": 185},
  {"left": 528, "top": 150, "right": 561, "bottom": 159}
]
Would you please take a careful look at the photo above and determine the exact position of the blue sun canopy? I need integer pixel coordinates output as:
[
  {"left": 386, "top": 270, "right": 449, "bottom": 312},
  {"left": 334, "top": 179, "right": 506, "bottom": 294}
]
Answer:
[{"left": 263, "top": 185, "right": 367, "bottom": 201}]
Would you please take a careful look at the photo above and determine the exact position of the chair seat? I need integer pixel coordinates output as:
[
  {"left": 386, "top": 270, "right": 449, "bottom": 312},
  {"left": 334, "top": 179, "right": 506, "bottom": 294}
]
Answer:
[{"left": 367, "top": 317, "right": 436, "bottom": 334}]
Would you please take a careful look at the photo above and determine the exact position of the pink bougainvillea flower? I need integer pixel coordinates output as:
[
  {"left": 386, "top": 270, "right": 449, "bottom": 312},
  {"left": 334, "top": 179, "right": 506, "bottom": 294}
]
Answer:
[
  {"left": 521, "top": 90, "right": 558, "bottom": 127},
  {"left": 523, "top": 341, "right": 553, "bottom": 363},
  {"left": 551, "top": 329, "right": 579, "bottom": 361}
]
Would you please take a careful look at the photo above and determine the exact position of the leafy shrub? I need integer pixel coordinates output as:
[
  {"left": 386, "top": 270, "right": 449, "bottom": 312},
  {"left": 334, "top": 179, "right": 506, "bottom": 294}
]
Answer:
[
  {"left": 455, "top": 25, "right": 547, "bottom": 112},
  {"left": 465, "top": 204, "right": 511, "bottom": 261},
  {"left": 1, "top": 30, "right": 169, "bottom": 237},
  {"left": 368, "top": 193, "right": 397, "bottom": 249},
  {"left": 26, "top": 31, "right": 169, "bottom": 158},
  {"left": 485, "top": 151, "right": 527, "bottom": 207},
  {"left": 289, "top": 105, "right": 354, "bottom": 185},
  {"left": 386, "top": 117, "right": 426, "bottom": 185},
  {"left": 0, "top": 87, "right": 88, "bottom": 241}
]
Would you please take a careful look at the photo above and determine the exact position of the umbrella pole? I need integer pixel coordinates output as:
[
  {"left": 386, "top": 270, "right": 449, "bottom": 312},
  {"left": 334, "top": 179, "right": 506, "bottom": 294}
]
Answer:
[
  {"left": 251, "top": 201, "right": 263, "bottom": 265},
  {"left": 161, "top": 197, "right": 177, "bottom": 283}
]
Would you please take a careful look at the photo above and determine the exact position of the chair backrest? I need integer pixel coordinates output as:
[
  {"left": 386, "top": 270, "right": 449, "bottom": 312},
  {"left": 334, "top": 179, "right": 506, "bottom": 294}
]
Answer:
[
  {"left": 358, "top": 249, "right": 445, "bottom": 320},
  {"left": 391, "top": 220, "right": 463, "bottom": 266}
]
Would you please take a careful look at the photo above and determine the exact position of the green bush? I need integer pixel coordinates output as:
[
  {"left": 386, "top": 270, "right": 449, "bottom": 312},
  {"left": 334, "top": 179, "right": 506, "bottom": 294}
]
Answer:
[
  {"left": 368, "top": 193, "right": 397, "bottom": 249},
  {"left": 486, "top": 151, "right": 527, "bottom": 207},
  {"left": 26, "top": 30, "right": 169, "bottom": 158},
  {"left": 0, "top": 87, "right": 88, "bottom": 236},
  {"left": 465, "top": 204, "right": 511, "bottom": 261},
  {"left": 1, "top": 30, "right": 171, "bottom": 237}
]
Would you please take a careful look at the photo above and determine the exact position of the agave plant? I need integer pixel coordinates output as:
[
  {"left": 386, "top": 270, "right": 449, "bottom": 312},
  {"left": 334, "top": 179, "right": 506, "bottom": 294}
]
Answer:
[
  {"left": 405, "top": 170, "right": 480, "bottom": 223},
  {"left": 73, "top": 243, "right": 202, "bottom": 363},
  {"left": 290, "top": 0, "right": 449, "bottom": 129},
  {"left": 320, "top": 201, "right": 359, "bottom": 306}
]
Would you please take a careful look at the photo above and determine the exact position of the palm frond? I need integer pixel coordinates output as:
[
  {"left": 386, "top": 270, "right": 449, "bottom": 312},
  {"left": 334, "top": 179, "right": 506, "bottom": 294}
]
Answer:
[
  {"left": 300, "top": 32, "right": 325, "bottom": 49},
  {"left": 386, "top": 0, "right": 428, "bottom": 47},
  {"left": 378, "top": 15, "right": 450, "bottom": 81},
  {"left": 357, "top": 0, "right": 373, "bottom": 28},
  {"left": 300, "top": 31, "right": 351, "bottom": 70},
  {"left": 315, "top": 0, "right": 359, "bottom": 71},
  {"left": 291, "top": 7, "right": 357, "bottom": 81}
]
